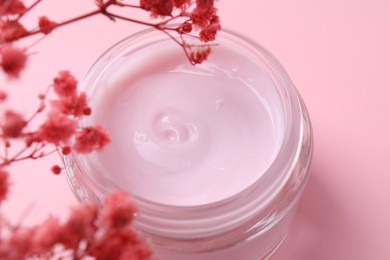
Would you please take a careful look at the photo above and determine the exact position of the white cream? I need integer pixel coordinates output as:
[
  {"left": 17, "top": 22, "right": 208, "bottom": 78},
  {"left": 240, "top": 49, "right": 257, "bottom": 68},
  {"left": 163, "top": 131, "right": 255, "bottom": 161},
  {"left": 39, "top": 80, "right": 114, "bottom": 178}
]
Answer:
[{"left": 85, "top": 43, "right": 284, "bottom": 206}]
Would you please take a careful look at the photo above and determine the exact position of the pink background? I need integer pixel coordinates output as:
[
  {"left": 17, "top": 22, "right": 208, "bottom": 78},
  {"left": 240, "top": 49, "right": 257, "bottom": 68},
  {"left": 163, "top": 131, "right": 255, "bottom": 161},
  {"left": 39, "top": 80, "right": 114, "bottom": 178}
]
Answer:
[{"left": 1, "top": 0, "right": 389, "bottom": 259}]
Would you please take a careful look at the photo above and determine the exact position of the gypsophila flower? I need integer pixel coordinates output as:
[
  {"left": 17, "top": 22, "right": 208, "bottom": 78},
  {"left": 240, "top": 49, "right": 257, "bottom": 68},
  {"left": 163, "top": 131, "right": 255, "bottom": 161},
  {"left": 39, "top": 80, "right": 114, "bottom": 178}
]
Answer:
[
  {"left": 0, "top": 90, "right": 7, "bottom": 101},
  {"left": 38, "top": 16, "right": 57, "bottom": 35},
  {"left": 53, "top": 70, "right": 78, "bottom": 98},
  {"left": 88, "top": 227, "right": 152, "bottom": 260},
  {"left": 0, "top": 170, "right": 9, "bottom": 203},
  {"left": 189, "top": 45, "right": 211, "bottom": 64},
  {"left": 31, "top": 216, "right": 62, "bottom": 253},
  {"left": 24, "top": 132, "right": 42, "bottom": 147},
  {"left": 73, "top": 125, "right": 110, "bottom": 153},
  {"left": 0, "top": 20, "right": 28, "bottom": 42},
  {"left": 0, "top": 0, "right": 26, "bottom": 16},
  {"left": 50, "top": 164, "right": 62, "bottom": 175},
  {"left": 102, "top": 191, "right": 137, "bottom": 229},
  {"left": 38, "top": 111, "right": 77, "bottom": 145},
  {"left": 1, "top": 228, "right": 34, "bottom": 259},
  {"left": 199, "top": 15, "right": 220, "bottom": 42},
  {"left": 118, "top": 238, "right": 153, "bottom": 260},
  {"left": 0, "top": 20, "right": 27, "bottom": 44},
  {"left": 0, "top": 190, "right": 150, "bottom": 259},
  {"left": 177, "top": 21, "right": 193, "bottom": 34},
  {"left": 173, "top": 0, "right": 191, "bottom": 8},
  {"left": 51, "top": 91, "right": 91, "bottom": 117},
  {"left": 61, "top": 145, "right": 71, "bottom": 155},
  {"left": 87, "top": 193, "right": 151, "bottom": 260},
  {"left": 0, "top": 45, "right": 27, "bottom": 78},
  {"left": 60, "top": 203, "right": 98, "bottom": 249},
  {"left": 1, "top": 110, "right": 26, "bottom": 138},
  {"left": 191, "top": 0, "right": 217, "bottom": 28},
  {"left": 140, "top": 0, "right": 174, "bottom": 16}
]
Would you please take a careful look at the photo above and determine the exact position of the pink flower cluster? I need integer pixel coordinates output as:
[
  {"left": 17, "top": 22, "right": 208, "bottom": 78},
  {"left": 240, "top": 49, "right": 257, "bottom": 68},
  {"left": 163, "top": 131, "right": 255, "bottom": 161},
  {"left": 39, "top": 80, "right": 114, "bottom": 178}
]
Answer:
[
  {"left": 0, "top": 69, "right": 151, "bottom": 258},
  {"left": 0, "top": 0, "right": 220, "bottom": 79},
  {"left": 140, "top": 0, "right": 220, "bottom": 42},
  {"left": 0, "top": 44, "right": 26, "bottom": 78},
  {"left": 0, "top": 0, "right": 26, "bottom": 16},
  {"left": 0, "top": 70, "right": 110, "bottom": 173},
  {"left": 45, "top": 70, "right": 110, "bottom": 154},
  {"left": 0, "top": 190, "right": 152, "bottom": 259},
  {"left": 140, "top": 0, "right": 221, "bottom": 63},
  {"left": 0, "top": 1, "right": 220, "bottom": 259}
]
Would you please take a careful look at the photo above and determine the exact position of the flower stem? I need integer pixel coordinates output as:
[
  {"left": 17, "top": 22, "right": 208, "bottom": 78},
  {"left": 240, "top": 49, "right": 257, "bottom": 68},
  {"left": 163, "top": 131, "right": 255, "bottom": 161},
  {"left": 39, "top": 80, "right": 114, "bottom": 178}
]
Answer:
[
  {"left": 18, "top": 0, "right": 43, "bottom": 20},
  {"left": 103, "top": 12, "right": 157, "bottom": 28}
]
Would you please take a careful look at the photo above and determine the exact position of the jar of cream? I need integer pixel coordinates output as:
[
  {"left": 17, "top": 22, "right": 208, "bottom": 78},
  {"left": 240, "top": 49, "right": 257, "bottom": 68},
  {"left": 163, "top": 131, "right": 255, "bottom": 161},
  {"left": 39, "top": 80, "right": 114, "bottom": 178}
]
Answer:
[{"left": 63, "top": 27, "right": 313, "bottom": 259}]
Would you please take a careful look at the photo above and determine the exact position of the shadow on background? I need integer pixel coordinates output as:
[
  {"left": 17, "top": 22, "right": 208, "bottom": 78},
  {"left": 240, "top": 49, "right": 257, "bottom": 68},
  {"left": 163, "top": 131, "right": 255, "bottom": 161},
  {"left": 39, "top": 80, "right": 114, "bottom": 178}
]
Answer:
[{"left": 270, "top": 163, "right": 368, "bottom": 260}]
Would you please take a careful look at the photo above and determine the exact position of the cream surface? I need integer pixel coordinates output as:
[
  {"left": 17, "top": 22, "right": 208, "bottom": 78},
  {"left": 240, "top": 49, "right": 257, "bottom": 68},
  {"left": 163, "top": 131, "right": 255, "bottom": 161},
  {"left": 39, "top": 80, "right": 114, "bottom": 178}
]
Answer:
[{"left": 85, "top": 43, "right": 284, "bottom": 206}]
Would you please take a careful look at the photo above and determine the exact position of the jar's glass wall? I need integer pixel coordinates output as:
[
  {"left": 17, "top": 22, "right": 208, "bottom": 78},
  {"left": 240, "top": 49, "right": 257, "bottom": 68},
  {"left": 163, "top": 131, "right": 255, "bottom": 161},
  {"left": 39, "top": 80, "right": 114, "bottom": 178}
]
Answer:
[{"left": 62, "top": 28, "right": 313, "bottom": 260}]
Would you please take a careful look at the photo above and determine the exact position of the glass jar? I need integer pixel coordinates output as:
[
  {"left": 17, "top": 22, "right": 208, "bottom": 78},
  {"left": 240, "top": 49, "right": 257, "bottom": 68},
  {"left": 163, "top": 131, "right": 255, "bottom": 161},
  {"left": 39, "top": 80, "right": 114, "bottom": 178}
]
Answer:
[{"left": 63, "top": 27, "right": 313, "bottom": 260}]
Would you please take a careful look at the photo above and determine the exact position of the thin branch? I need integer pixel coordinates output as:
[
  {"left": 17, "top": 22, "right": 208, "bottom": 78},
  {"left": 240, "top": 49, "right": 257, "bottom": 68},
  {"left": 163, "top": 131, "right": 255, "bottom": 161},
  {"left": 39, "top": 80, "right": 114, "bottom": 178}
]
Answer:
[
  {"left": 5, "top": 143, "right": 32, "bottom": 164},
  {"left": 156, "top": 11, "right": 187, "bottom": 28},
  {"left": 26, "top": 84, "right": 51, "bottom": 124},
  {"left": 2, "top": 139, "right": 8, "bottom": 162},
  {"left": 3, "top": 9, "right": 102, "bottom": 43},
  {"left": 158, "top": 28, "right": 194, "bottom": 64},
  {"left": 18, "top": 0, "right": 43, "bottom": 20},
  {"left": 7, "top": 142, "right": 53, "bottom": 164},
  {"left": 114, "top": 3, "right": 142, "bottom": 9},
  {"left": 104, "top": 12, "right": 158, "bottom": 27}
]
